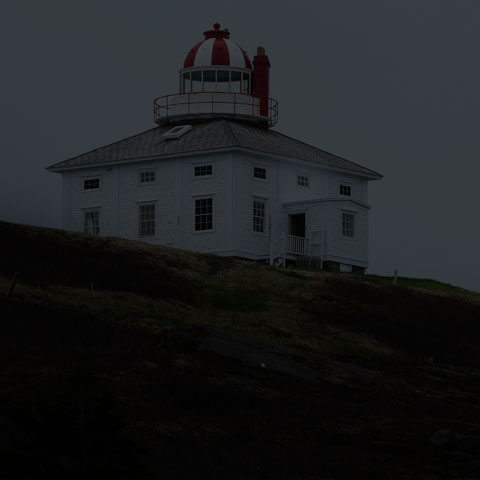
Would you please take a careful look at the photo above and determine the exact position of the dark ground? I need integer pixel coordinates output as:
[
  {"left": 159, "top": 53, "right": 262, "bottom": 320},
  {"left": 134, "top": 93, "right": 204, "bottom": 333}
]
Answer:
[{"left": 1, "top": 221, "right": 480, "bottom": 479}]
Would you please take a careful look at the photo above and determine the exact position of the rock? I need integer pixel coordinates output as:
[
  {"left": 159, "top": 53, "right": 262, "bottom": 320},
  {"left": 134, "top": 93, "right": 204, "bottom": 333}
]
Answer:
[
  {"left": 429, "top": 429, "right": 480, "bottom": 454},
  {"left": 159, "top": 325, "right": 205, "bottom": 352},
  {"left": 453, "top": 433, "right": 480, "bottom": 454},
  {"left": 423, "top": 355, "right": 435, "bottom": 365},
  {"left": 429, "top": 429, "right": 454, "bottom": 447},
  {"left": 158, "top": 324, "right": 379, "bottom": 382}
]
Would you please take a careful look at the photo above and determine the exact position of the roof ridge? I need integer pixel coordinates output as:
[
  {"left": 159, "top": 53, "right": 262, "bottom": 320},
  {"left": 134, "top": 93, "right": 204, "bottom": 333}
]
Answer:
[
  {"left": 222, "top": 118, "right": 239, "bottom": 145},
  {"left": 47, "top": 125, "right": 161, "bottom": 170}
]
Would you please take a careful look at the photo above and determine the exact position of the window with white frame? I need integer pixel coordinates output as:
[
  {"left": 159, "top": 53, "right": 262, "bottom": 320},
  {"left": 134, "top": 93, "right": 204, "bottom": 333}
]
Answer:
[
  {"left": 297, "top": 174, "right": 309, "bottom": 188},
  {"left": 342, "top": 212, "right": 355, "bottom": 238},
  {"left": 139, "top": 171, "right": 155, "bottom": 184},
  {"left": 195, "top": 198, "right": 213, "bottom": 231},
  {"left": 253, "top": 166, "right": 267, "bottom": 180},
  {"left": 84, "top": 178, "right": 100, "bottom": 190},
  {"left": 83, "top": 209, "right": 100, "bottom": 236},
  {"left": 194, "top": 165, "right": 213, "bottom": 177},
  {"left": 139, "top": 203, "right": 156, "bottom": 237},
  {"left": 340, "top": 184, "right": 351, "bottom": 196},
  {"left": 252, "top": 200, "right": 266, "bottom": 233}
]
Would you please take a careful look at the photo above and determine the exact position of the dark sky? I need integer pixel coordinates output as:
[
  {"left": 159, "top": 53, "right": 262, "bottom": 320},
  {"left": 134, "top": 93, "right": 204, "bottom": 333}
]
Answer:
[{"left": 1, "top": 1, "right": 479, "bottom": 292}]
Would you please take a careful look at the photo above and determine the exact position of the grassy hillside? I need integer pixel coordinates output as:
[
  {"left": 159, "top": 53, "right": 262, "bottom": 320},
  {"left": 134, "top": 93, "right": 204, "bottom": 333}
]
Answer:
[{"left": 1, "top": 221, "right": 480, "bottom": 479}]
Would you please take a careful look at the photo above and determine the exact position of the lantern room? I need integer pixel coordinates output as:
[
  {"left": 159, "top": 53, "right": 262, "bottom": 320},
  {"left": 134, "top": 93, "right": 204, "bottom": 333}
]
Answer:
[
  {"left": 180, "top": 23, "right": 252, "bottom": 95},
  {"left": 153, "top": 23, "right": 278, "bottom": 127}
]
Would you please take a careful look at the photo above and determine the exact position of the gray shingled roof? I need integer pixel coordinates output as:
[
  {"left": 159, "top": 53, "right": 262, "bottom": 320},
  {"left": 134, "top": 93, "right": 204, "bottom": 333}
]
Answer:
[{"left": 47, "top": 118, "right": 382, "bottom": 178}]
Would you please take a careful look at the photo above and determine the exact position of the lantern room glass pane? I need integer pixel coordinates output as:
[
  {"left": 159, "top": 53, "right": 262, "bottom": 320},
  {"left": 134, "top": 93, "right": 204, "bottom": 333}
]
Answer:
[
  {"left": 242, "top": 72, "right": 250, "bottom": 94},
  {"left": 203, "top": 70, "right": 216, "bottom": 92},
  {"left": 183, "top": 72, "right": 191, "bottom": 93},
  {"left": 231, "top": 71, "right": 241, "bottom": 93},
  {"left": 217, "top": 70, "right": 229, "bottom": 92},
  {"left": 217, "top": 70, "right": 229, "bottom": 82},
  {"left": 203, "top": 70, "right": 216, "bottom": 82},
  {"left": 191, "top": 70, "right": 202, "bottom": 92}
]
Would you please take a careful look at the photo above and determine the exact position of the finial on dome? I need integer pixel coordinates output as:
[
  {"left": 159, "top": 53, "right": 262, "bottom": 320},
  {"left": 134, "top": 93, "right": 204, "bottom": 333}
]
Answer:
[{"left": 204, "top": 23, "right": 230, "bottom": 39}]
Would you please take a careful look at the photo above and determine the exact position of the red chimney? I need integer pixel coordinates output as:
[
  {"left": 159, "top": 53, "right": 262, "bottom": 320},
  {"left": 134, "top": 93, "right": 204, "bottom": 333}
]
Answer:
[{"left": 253, "top": 46, "right": 270, "bottom": 119}]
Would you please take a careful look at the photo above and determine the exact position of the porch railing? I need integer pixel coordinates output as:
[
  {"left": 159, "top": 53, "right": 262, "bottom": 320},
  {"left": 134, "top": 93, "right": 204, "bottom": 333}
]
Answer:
[
  {"left": 269, "top": 233, "right": 310, "bottom": 266},
  {"left": 286, "top": 235, "right": 309, "bottom": 256}
]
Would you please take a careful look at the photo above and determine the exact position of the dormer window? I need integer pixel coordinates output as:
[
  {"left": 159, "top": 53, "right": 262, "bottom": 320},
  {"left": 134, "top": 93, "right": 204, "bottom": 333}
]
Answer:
[
  {"left": 162, "top": 125, "right": 192, "bottom": 140},
  {"left": 340, "top": 185, "right": 351, "bottom": 196}
]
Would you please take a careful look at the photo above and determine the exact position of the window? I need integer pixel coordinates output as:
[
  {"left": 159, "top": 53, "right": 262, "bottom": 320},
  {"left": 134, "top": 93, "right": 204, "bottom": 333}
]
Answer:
[
  {"left": 242, "top": 72, "right": 250, "bottom": 94},
  {"left": 191, "top": 70, "right": 202, "bottom": 92},
  {"left": 195, "top": 198, "right": 213, "bottom": 231},
  {"left": 139, "top": 171, "right": 155, "bottom": 184},
  {"left": 340, "top": 184, "right": 351, "bottom": 196},
  {"left": 253, "top": 200, "right": 266, "bottom": 233},
  {"left": 217, "top": 70, "right": 230, "bottom": 85},
  {"left": 342, "top": 212, "right": 355, "bottom": 238},
  {"left": 162, "top": 125, "right": 192, "bottom": 140},
  {"left": 194, "top": 165, "right": 213, "bottom": 177},
  {"left": 203, "top": 70, "right": 216, "bottom": 92},
  {"left": 139, "top": 203, "right": 155, "bottom": 237},
  {"left": 297, "top": 175, "right": 309, "bottom": 187},
  {"left": 231, "top": 71, "right": 241, "bottom": 93},
  {"left": 84, "top": 178, "right": 100, "bottom": 190},
  {"left": 183, "top": 72, "right": 191, "bottom": 93},
  {"left": 253, "top": 166, "right": 267, "bottom": 180},
  {"left": 83, "top": 210, "right": 100, "bottom": 236}
]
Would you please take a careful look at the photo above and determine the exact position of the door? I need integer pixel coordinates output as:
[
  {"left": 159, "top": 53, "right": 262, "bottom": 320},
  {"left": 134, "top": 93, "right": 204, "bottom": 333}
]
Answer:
[{"left": 288, "top": 213, "right": 305, "bottom": 237}]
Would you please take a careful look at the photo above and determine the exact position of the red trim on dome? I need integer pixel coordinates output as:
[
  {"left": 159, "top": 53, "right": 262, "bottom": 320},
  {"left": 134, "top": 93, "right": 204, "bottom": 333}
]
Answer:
[
  {"left": 184, "top": 40, "right": 204, "bottom": 68},
  {"left": 237, "top": 44, "right": 252, "bottom": 69},
  {"left": 211, "top": 38, "right": 230, "bottom": 65}
]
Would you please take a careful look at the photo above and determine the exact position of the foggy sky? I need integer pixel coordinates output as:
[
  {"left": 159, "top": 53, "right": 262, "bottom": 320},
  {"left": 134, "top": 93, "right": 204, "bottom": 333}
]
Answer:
[{"left": 1, "top": 0, "right": 479, "bottom": 292}]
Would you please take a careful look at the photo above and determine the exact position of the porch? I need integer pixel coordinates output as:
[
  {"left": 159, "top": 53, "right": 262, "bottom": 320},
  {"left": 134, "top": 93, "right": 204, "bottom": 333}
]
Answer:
[
  {"left": 269, "top": 210, "right": 325, "bottom": 267},
  {"left": 269, "top": 232, "right": 324, "bottom": 267}
]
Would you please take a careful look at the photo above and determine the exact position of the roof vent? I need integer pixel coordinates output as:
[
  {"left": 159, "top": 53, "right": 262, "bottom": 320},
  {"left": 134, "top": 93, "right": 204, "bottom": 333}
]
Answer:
[{"left": 162, "top": 124, "right": 192, "bottom": 140}]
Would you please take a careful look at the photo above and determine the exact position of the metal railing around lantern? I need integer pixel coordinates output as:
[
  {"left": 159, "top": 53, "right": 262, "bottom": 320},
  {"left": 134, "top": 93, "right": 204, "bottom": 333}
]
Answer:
[{"left": 153, "top": 92, "right": 278, "bottom": 127}]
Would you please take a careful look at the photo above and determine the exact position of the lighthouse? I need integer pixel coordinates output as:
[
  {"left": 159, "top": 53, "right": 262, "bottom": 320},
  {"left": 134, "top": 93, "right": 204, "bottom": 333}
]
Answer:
[
  {"left": 48, "top": 23, "right": 381, "bottom": 273},
  {"left": 153, "top": 23, "right": 277, "bottom": 127}
]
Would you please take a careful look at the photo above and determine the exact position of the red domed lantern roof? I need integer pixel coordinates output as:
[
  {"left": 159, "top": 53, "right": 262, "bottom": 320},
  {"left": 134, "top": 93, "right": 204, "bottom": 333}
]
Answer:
[{"left": 184, "top": 23, "right": 252, "bottom": 69}]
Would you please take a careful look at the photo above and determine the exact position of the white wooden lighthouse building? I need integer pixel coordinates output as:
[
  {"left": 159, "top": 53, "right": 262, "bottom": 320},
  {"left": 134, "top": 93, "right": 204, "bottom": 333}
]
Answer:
[{"left": 48, "top": 23, "right": 382, "bottom": 272}]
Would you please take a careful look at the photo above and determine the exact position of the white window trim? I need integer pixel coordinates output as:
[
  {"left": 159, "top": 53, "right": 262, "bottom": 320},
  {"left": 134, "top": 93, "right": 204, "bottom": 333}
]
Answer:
[
  {"left": 82, "top": 175, "right": 102, "bottom": 192},
  {"left": 296, "top": 172, "right": 310, "bottom": 189},
  {"left": 339, "top": 182, "right": 353, "bottom": 197},
  {"left": 193, "top": 162, "right": 215, "bottom": 179},
  {"left": 137, "top": 168, "right": 157, "bottom": 186},
  {"left": 341, "top": 210, "right": 356, "bottom": 239},
  {"left": 252, "top": 197, "right": 268, "bottom": 236},
  {"left": 82, "top": 207, "right": 101, "bottom": 236},
  {"left": 193, "top": 195, "right": 215, "bottom": 234},
  {"left": 137, "top": 201, "right": 157, "bottom": 239},
  {"left": 252, "top": 164, "right": 268, "bottom": 182}
]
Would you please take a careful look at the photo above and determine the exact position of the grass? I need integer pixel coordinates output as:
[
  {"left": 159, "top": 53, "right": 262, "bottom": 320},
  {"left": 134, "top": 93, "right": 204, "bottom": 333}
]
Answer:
[
  {"left": 365, "top": 273, "right": 480, "bottom": 298},
  {"left": 2, "top": 220, "right": 480, "bottom": 479}
]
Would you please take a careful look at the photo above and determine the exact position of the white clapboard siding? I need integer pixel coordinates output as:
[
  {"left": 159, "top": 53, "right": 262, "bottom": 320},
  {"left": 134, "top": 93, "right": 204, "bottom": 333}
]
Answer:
[
  {"left": 236, "top": 151, "right": 277, "bottom": 258},
  {"left": 61, "top": 147, "right": 373, "bottom": 269}
]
